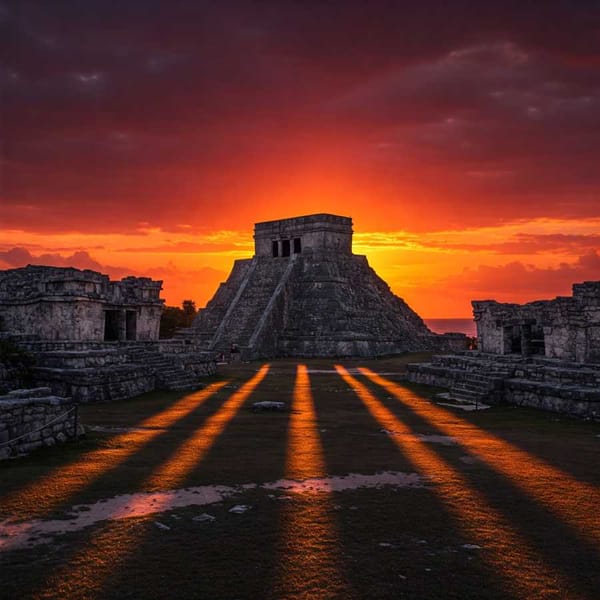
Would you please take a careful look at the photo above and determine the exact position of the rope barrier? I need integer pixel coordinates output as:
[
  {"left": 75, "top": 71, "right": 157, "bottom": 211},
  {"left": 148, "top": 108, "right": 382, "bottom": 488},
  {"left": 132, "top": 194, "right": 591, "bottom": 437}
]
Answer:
[{"left": 0, "top": 406, "right": 77, "bottom": 447}]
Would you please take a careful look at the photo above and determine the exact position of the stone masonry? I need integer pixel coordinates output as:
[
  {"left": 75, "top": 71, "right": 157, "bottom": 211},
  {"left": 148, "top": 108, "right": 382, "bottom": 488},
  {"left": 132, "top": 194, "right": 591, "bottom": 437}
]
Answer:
[
  {"left": 0, "top": 387, "right": 83, "bottom": 460},
  {"left": 0, "top": 265, "right": 163, "bottom": 341},
  {"left": 183, "top": 213, "right": 467, "bottom": 358},
  {"left": 407, "top": 281, "right": 600, "bottom": 418},
  {"left": 0, "top": 266, "right": 216, "bottom": 402}
]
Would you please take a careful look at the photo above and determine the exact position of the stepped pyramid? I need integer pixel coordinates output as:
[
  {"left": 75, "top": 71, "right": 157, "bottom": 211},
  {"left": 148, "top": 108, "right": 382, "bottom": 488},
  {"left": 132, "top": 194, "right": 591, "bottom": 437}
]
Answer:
[{"left": 185, "top": 214, "right": 449, "bottom": 358}]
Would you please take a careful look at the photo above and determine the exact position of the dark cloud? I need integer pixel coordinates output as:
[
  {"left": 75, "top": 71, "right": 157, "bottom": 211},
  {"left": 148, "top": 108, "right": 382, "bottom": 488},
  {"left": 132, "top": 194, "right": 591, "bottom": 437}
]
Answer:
[
  {"left": 1, "top": 0, "right": 599, "bottom": 233},
  {"left": 446, "top": 250, "right": 600, "bottom": 300}
]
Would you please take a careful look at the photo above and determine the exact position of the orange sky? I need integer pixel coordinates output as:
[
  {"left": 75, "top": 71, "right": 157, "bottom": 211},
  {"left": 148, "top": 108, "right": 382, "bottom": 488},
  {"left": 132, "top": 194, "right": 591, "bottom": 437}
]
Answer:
[{"left": 2, "top": 2, "right": 599, "bottom": 318}]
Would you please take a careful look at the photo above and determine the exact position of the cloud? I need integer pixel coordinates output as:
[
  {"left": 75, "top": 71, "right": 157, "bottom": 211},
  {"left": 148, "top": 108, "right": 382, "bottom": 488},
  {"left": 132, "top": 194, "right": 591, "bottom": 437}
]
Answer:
[
  {"left": 1, "top": 1, "right": 599, "bottom": 234},
  {"left": 443, "top": 250, "right": 600, "bottom": 301}
]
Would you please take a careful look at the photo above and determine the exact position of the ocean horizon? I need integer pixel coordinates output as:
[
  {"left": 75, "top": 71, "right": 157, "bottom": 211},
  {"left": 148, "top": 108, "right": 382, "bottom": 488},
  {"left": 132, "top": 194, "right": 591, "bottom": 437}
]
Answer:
[{"left": 424, "top": 318, "right": 477, "bottom": 337}]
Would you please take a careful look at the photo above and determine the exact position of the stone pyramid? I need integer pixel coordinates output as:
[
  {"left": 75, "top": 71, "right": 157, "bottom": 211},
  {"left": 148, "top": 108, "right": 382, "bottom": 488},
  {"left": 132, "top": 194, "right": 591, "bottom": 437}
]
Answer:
[{"left": 186, "top": 214, "right": 449, "bottom": 358}]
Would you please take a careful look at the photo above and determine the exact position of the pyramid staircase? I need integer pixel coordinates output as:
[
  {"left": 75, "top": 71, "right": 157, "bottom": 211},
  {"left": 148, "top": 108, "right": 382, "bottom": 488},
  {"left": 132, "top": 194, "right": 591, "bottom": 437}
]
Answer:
[{"left": 185, "top": 256, "right": 296, "bottom": 357}]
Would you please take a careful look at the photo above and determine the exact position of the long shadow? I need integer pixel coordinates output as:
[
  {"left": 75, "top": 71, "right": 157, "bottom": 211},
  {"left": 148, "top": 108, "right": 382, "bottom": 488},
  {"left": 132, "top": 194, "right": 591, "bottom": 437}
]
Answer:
[
  {"left": 314, "top": 367, "right": 513, "bottom": 600},
  {"left": 362, "top": 371, "right": 600, "bottom": 548},
  {"left": 269, "top": 364, "right": 354, "bottom": 599},
  {"left": 0, "top": 381, "right": 231, "bottom": 520},
  {"left": 401, "top": 378, "right": 600, "bottom": 486},
  {"left": 357, "top": 372, "right": 600, "bottom": 600},
  {"left": 95, "top": 362, "right": 291, "bottom": 600},
  {"left": 20, "top": 364, "right": 288, "bottom": 600},
  {"left": 336, "top": 365, "right": 596, "bottom": 600}
]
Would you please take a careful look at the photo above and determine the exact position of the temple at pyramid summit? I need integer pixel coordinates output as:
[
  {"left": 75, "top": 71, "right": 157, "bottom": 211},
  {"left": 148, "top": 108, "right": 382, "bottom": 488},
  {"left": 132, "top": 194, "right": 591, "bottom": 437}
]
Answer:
[{"left": 181, "top": 214, "right": 466, "bottom": 358}]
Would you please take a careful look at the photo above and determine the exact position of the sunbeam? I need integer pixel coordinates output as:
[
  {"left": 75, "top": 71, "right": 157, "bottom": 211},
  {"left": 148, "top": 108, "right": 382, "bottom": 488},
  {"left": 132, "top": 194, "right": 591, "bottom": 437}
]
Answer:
[
  {"left": 32, "top": 366, "right": 271, "bottom": 599},
  {"left": 0, "top": 381, "right": 229, "bottom": 520},
  {"left": 335, "top": 365, "right": 585, "bottom": 600},
  {"left": 276, "top": 364, "right": 350, "bottom": 598},
  {"left": 146, "top": 364, "right": 270, "bottom": 489},
  {"left": 359, "top": 368, "right": 600, "bottom": 549}
]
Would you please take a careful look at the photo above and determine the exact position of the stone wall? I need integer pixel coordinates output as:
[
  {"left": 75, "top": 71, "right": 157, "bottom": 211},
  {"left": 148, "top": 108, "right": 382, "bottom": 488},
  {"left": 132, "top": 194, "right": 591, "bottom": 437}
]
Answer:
[{"left": 0, "top": 388, "right": 82, "bottom": 460}]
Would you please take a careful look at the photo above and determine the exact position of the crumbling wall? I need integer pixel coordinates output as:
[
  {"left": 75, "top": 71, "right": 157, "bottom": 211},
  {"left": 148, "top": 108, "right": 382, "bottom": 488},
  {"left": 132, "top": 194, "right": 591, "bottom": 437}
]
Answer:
[
  {"left": 0, "top": 388, "right": 82, "bottom": 460},
  {"left": 0, "top": 266, "right": 164, "bottom": 342}
]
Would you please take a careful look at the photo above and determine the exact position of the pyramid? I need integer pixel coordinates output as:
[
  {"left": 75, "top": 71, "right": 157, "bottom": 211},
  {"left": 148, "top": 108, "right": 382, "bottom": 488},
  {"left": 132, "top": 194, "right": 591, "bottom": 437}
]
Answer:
[{"left": 186, "top": 214, "right": 450, "bottom": 358}]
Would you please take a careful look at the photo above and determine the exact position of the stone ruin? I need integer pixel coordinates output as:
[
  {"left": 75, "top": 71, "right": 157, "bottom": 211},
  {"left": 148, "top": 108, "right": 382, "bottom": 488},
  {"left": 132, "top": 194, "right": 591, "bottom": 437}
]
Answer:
[
  {"left": 407, "top": 282, "right": 600, "bottom": 419},
  {"left": 0, "top": 266, "right": 216, "bottom": 404},
  {"left": 0, "top": 266, "right": 163, "bottom": 342},
  {"left": 179, "top": 213, "right": 467, "bottom": 358}
]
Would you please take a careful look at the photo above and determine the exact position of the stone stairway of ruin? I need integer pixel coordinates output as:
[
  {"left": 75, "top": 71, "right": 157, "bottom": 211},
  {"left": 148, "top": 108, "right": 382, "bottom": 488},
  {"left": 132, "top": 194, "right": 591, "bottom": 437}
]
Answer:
[
  {"left": 208, "top": 257, "right": 293, "bottom": 353},
  {"left": 409, "top": 353, "right": 517, "bottom": 405},
  {"left": 125, "top": 346, "right": 205, "bottom": 391}
]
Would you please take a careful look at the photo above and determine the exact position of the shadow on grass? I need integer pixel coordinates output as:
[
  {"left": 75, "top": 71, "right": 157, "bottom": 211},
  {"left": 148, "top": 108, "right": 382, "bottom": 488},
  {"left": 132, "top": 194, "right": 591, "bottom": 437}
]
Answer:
[
  {"left": 315, "top": 368, "right": 513, "bottom": 600},
  {"left": 357, "top": 374, "right": 600, "bottom": 599}
]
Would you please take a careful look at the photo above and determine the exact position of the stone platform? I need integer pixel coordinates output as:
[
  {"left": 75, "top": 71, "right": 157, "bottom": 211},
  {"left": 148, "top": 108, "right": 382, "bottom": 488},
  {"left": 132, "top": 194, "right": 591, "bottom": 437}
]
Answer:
[
  {"left": 3, "top": 339, "right": 216, "bottom": 403},
  {"left": 407, "top": 352, "right": 600, "bottom": 418}
]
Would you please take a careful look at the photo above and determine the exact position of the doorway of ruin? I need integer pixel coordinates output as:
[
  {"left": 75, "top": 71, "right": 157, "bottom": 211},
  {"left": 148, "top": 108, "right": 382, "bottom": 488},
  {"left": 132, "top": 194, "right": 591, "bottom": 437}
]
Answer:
[
  {"left": 293, "top": 237, "right": 301, "bottom": 254},
  {"left": 282, "top": 239, "right": 291, "bottom": 257},
  {"left": 510, "top": 326, "right": 522, "bottom": 354},
  {"left": 272, "top": 241, "right": 279, "bottom": 257},
  {"left": 126, "top": 310, "right": 137, "bottom": 341},
  {"left": 104, "top": 310, "right": 120, "bottom": 341}
]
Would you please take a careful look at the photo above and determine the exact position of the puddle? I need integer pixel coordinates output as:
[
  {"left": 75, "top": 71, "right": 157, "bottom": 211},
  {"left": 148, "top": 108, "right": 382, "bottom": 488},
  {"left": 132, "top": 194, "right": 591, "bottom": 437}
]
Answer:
[{"left": 0, "top": 471, "right": 426, "bottom": 552}]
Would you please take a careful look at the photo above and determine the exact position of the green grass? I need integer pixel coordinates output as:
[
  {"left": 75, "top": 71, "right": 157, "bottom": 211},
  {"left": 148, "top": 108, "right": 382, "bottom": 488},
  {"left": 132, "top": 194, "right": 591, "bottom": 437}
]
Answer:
[{"left": 1, "top": 355, "right": 599, "bottom": 599}]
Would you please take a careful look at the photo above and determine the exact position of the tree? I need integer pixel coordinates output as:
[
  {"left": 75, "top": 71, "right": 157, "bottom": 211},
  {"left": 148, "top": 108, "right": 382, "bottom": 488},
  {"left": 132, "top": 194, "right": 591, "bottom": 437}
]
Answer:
[
  {"left": 159, "top": 300, "right": 197, "bottom": 338},
  {"left": 182, "top": 300, "right": 197, "bottom": 327}
]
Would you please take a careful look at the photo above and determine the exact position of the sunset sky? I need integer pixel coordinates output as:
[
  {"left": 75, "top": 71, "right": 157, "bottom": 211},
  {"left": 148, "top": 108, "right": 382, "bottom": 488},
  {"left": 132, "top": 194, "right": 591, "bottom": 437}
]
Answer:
[{"left": 2, "top": 1, "right": 599, "bottom": 317}]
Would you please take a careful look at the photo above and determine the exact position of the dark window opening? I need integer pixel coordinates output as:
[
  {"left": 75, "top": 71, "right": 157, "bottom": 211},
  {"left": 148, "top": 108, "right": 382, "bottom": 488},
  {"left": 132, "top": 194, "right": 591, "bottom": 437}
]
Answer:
[
  {"left": 282, "top": 239, "right": 291, "bottom": 257},
  {"left": 126, "top": 310, "right": 137, "bottom": 341},
  {"left": 510, "top": 326, "right": 522, "bottom": 354},
  {"left": 272, "top": 240, "right": 279, "bottom": 257},
  {"left": 104, "top": 310, "right": 120, "bottom": 341},
  {"left": 293, "top": 237, "right": 301, "bottom": 254}
]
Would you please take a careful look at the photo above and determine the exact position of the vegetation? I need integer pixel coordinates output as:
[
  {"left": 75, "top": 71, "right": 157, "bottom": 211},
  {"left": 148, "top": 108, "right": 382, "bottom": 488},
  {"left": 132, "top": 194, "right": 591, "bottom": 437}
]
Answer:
[{"left": 159, "top": 300, "right": 197, "bottom": 338}]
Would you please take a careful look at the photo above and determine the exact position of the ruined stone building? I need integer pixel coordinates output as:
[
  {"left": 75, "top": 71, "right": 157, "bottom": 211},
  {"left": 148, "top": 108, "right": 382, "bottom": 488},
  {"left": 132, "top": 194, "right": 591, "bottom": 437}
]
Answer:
[
  {"left": 0, "top": 266, "right": 215, "bottom": 404},
  {"left": 0, "top": 266, "right": 163, "bottom": 341},
  {"left": 407, "top": 282, "right": 600, "bottom": 419},
  {"left": 184, "top": 213, "right": 464, "bottom": 358},
  {"left": 473, "top": 281, "right": 600, "bottom": 364}
]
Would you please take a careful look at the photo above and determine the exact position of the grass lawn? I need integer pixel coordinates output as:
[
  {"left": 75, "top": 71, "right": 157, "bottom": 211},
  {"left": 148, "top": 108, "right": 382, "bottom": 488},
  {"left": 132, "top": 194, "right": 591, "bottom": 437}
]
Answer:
[{"left": 1, "top": 354, "right": 599, "bottom": 599}]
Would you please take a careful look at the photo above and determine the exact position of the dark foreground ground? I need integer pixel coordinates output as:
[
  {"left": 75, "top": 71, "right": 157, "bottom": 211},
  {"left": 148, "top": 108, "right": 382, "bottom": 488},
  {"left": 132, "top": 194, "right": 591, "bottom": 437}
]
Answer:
[{"left": 1, "top": 355, "right": 599, "bottom": 600}]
